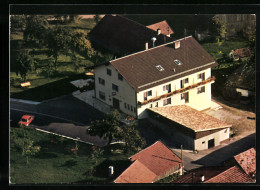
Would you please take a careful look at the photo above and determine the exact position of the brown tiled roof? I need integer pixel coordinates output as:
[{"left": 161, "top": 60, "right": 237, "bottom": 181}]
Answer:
[
  {"left": 146, "top": 20, "right": 174, "bottom": 36},
  {"left": 149, "top": 105, "right": 231, "bottom": 132},
  {"left": 130, "top": 141, "right": 182, "bottom": 176},
  {"left": 89, "top": 15, "right": 174, "bottom": 55},
  {"left": 114, "top": 141, "right": 182, "bottom": 183},
  {"left": 110, "top": 36, "right": 218, "bottom": 92},
  {"left": 114, "top": 160, "right": 157, "bottom": 183},
  {"left": 234, "top": 148, "right": 256, "bottom": 177},
  {"left": 173, "top": 166, "right": 230, "bottom": 183},
  {"left": 205, "top": 166, "right": 255, "bottom": 183}
]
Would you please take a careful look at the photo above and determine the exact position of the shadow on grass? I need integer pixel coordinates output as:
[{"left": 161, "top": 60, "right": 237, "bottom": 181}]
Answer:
[
  {"left": 34, "top": 152, "right": 58, "bottom": 159},
  {"left": 59, "top": 159, "right": 77, "bottom": 167}
]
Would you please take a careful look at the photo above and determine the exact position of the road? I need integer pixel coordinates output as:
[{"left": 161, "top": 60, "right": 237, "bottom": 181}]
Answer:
[{"left": 10, "top": 95, "right": 108, "bottom": 147}]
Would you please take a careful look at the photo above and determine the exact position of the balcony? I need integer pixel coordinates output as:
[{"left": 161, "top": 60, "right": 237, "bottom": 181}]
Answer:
[{"left": 138, "top": 76, "right": 215, "bottom": 106}]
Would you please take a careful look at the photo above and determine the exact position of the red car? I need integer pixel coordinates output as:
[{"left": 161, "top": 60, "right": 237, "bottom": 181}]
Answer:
[{"left": 18, "top": 115, "right": 34, "bottom": 127}]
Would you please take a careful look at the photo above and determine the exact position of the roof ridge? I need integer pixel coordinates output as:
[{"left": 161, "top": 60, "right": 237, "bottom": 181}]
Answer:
[{"left": 111, "top": 36, "right": 192, "bottom": 63}]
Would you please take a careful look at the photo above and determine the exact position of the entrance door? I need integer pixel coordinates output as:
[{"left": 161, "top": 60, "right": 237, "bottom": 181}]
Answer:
[
  {"left": 113, "top": 98, "right": 120, "bottom": 110},
  {"left": 208, "top": 139, "right": 215, "bottom": 149}
]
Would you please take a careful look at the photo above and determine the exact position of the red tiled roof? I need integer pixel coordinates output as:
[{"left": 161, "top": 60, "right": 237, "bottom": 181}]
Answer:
[
  {"left": 149, "top": 105, "right": 231, "bottom": 132},
  {"left": 114, "top": 160, "right": 157, "bottom": 183},
  {"left": 205, "top": 166, "right": 255, "bottom": 183},
  {"left": 89, "top": 15, "right": 174, "bottom": 55},
  {"left": 130, "top": 141, "right": 182, "bottom": 176},
  {"left": 234, "top": 148, "right": 256, "bottom": 177},
  {"left": 110, "top": 36, "right": 217, "bottom": 92},
  {"left": 146, "top": 20, "right": 174, "bottom": 36},
  {"left": 232, "top": 47, "right": 251, "bottom": 59},
  {"left": 173, "top": 166, "right": 230, "bottom": 183},
  {"left": 114, "top": 141, "right": 182, "bottom": 183}
]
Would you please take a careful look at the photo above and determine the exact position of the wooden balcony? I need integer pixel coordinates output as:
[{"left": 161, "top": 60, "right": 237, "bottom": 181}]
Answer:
[{"left": 138, "top": 76, "right": 215, "bottom": 106}]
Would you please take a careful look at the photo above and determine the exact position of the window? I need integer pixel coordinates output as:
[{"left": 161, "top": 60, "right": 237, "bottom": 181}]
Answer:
[
  {"left": 98, "top": 77, "right": 105, "bottom": 85},
  {"left": 155, "top": 102, "right": 158, "bottom": 107},
  {"left": 99, "top": 91, "right": 106, "bottom": 100},
  {"left": 134, "top": 107, "right": 136, "bottom": 112},
  {"left": 107, "top": 68, "right": 112, "bottom": 76},
  {"left": 202, "top": 141, "right": 205, "bottom": 144},
  {"left": 124, "top": 103, "right": 127, "bottom": 109},
  {"left": 150, "top": 104, "right": 153, "bottom": 108},
  {"left": 112, "top": 84, "right": 119, "bottom": 92},
  {"left": 181, "top": 92, "right": 189, "bottom": 103},
  {"left": 197, "top": 86, "right": 205, "bottom": 94},
  {"left": 127, "top": 104, "right": 130, "bottom": 110},
  {"left": 180, "top": 78, "right": 189, "bottom": 88},
  {"left": 163, "top": 98, "right": 171, "bottom": 106},
  {"left": 198, "top": 72, "right": 205, "bottom": 80},
  {"left": 143, "top": 90, "right": 152, "bottom": 100},
  {"left": 174, "top": 59, "right": 182, "bottom": 65},
  {"left": 163, "top": 84, "right": 171, "bottom": 92},
  {"left": 118, "top": 73, "right": 123, "bottom": 81},
  {"left": 131, "top": 106, "right": 133, "bottom": 111},
  {"left": 156, "top": 65, "right": 164, "bottom": 71}
]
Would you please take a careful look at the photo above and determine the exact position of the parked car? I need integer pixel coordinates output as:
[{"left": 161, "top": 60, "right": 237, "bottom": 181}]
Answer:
[{"left": 18, "top": 115, "right": 34, "bottom": 127}]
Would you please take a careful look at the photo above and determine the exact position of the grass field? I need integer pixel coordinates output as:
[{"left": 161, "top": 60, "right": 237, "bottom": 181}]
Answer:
[{"left": 10, "top": 126, "right": 131, "bottom": 184}]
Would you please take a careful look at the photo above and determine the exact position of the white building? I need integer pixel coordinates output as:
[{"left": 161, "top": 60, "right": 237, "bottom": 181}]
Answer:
[{"left": 94, "top": 36, "right": 217, "bottom": 119}]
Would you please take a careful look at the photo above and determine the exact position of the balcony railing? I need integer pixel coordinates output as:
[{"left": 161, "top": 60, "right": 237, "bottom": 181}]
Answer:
[{"left": 138, "top": 76, "right": 215, "bottom": 106}]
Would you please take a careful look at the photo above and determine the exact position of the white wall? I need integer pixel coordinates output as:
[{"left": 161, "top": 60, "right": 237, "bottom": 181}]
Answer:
[
  {"left": 194, "top": 128, "right": 230, "bottom": 151},
  {"left": 137, "top": 68, "right": 212, "bottom": 119},
  {"left": 95, "top": 64, "right": 137, "bottom": 117}
]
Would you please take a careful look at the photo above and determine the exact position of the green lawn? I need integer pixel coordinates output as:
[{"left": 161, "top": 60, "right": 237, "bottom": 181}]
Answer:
[{"left": 10, "top": 126, "right": 131, "bottom": 184}]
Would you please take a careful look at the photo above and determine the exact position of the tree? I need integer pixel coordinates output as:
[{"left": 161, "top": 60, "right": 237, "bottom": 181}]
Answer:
[
  {"left": 10, "top": 15, "right": 26, "bottom": 32},
  {"left": 23, "top": 15, "right": 49, "bottom": 44},
  {"left": 15, "top": 50, "right": 35, "bottom": 82},
  {"left": 45, "top": 27, "right": 94, "bottom": 70},
  {"left": 22, "top": 139, "right": 41, "bottom": 164},
  {"left": 120, "top": 123, "right": 146, "bottom": 153},
  {"left": 94, "top": 14, "right": 102, "bottom": 24},
  {"left": 86, "top": 110, "right": 122, "bottom": 144},
  {"left": 209, "top": 17, "right": 227, "bottom": 41}
]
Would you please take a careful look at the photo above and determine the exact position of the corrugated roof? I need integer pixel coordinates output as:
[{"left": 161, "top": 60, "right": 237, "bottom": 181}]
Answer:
[
  {"left": 146, "top": 20, "right": 174, "bottom": 36},
  {"left": 205, "top": 166, "right": 255, "bottom": 183},
  {"left": 89, "top": 14, "right": 174, "bottom": 55},
  {"left": 234, "top": 148, "right": 256, "bottom": 177},
  {"left": 114, "top": 141, "right": 182, "bottom": 183},
  {"left": 149, "top": 105, "right": 231, "bottom": 132},
  {"left": 110, "top": 36, "right": 217, "bottom": 92},
  {"left": 114, "top": 160, "right": 157, "bottom": 183}
]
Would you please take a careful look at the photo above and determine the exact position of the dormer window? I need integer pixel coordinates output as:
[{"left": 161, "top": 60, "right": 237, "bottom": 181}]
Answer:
[
  {"left": 174, "top": 59, "right": 182, "bottom": 65},
  {"left": 156, "top": 65, "right": 164, "bottom": 71}
]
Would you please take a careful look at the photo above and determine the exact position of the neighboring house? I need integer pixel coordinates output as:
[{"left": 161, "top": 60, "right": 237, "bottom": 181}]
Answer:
[
  {"left": 88, "top": 14, "right": 174, "bottom": 55},
  {"left": 148, "top": 105, "right": 231, "bottom": 150},
  {"left": 114, "top": 141, "right": 183, "bottom": 183},
  {"left": 173, "top": 147, "right": 256, "bottom": 183},
  {"left": 229, "top": 47, "right": 251, "bottom": 61},
  {"left": 146, "top": 20, "right": 174, "bottom": 37},
  {"left": 94, "top": 36, "right": 218, "bottom": 119}
]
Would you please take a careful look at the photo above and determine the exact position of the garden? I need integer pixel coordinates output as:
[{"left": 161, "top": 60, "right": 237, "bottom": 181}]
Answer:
[{"left": 10, "top": 125, "right": 132, "bottom": 184}]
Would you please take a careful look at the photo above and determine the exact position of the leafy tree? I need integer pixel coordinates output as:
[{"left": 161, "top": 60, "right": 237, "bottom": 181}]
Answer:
[
  {"left": 23, "top": 15, "right": 49, "bottom": 44},
  {"left": 120, "top": 123, "right": 146, "bottom": 153},
  {"left": 15, "top": 50, "right": 35, "bottom": 81},
  {"left": 69, "top": 15, "right": 82, "bottom": 23},
  {"left": 86, "top": 110, "right": 122, "bottom": 144},
  {"left": 10, "top": 15, "right": 26, "bottom": 32},
  {"left": 209, "top": 17, "right": 227, "bottom": 41},
  {"left": 94, "top": 14, "right": 102, "bottom": 24}
]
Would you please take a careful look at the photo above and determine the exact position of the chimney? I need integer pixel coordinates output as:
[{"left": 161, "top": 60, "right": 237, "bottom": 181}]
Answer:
[
  {"left": 157, "top": 29, "right": 161, "bottom": 35},
  {"left": 108, "top": 166, "right": 114, "bottom": 176},
  {"left": 145, "top": 42, "right": 149, "bottom": 50},
  {"left": 175, "top": 41, "right": 180, "bottom": 49},
  {"left": 200, "top": 175, "right": 205, "bottom": 182}
]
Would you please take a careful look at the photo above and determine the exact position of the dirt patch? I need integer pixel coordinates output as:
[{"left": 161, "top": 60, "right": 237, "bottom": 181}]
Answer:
[{"left": 204, "top": 100, "right": 256, "bottom": 137}]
